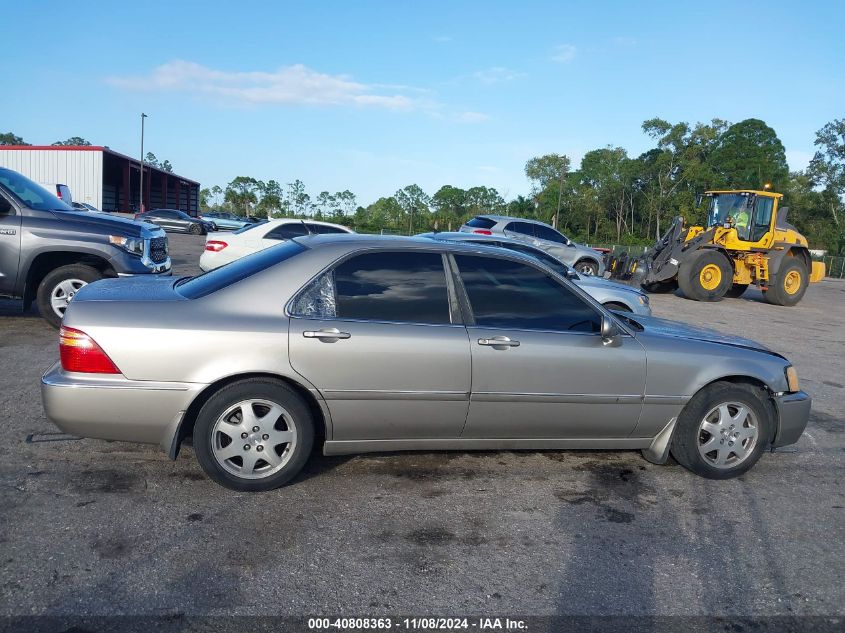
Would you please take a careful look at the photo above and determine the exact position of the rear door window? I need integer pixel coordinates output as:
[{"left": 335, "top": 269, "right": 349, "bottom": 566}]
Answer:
[
  {"left": 307, "top": 223, "right": 348, "bottom": 234},
  {"left": 291, "top": 251, "right": 451, "bottom": 325},
  {"left": 504, "top": 221, "right": 536, "bottom": 237},
  {"left": 454, "top": 254, "right": 600, "bottom": 333}
]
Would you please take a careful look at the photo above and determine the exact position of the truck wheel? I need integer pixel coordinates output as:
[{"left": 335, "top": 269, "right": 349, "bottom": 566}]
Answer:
[
  {"left": 678, "top": 250, "right": 732, "bottom": 302},
  {"left": 642, "top": 280, "right": 677, "bottom": 294},
  {"left": 725, "top": 283, "right": 749, "bottom": 298},
  {"left": 36, "top": 264, "right": 103, "bottom": 328},
  {"left": 764, "top": 259, "right": 808, "bottom": 307}
]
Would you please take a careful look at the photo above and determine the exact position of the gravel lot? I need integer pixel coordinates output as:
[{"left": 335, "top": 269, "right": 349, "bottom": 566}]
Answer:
[{"left": 1, "top": 233, "right": 843, "bottom": 619}]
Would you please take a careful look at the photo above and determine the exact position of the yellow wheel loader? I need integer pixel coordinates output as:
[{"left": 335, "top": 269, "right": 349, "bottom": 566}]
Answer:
[{"left": 619, "top": 190, "right": 825, "bottom": 306}]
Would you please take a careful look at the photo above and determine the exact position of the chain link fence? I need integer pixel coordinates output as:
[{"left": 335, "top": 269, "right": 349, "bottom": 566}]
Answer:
[{"left": 820, "top": 256, "right": 845, "bottom": 279}]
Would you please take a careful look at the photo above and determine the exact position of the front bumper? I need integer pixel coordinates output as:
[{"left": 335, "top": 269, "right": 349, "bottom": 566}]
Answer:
[
  {"left": 772, "top": 390, "right": 811, "bottom": 447},
  {"left": 40, "top": 363, "right": 203, "bottom": 454}
]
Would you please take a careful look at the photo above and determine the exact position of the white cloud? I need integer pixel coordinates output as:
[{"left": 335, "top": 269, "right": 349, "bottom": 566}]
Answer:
[
  {"left": 551, "top": 44, "right": 577, "bottom": 64},
  {"left": 455, "top": 111, "right": 491, "bottom": 123},
  {"left": 472, "top": 66, "right": 526, "bottom": 84},
  {"left": 107, "top": 60, "right": 418, "bottom": 109}
]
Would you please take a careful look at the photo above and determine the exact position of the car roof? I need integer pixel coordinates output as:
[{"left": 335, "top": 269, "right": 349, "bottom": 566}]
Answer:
[
  {"left": 419, "top": 231, "right": 540, "bottom": 247},
  {"left": 260, "top": 218, "right": 352, "bottom": 229},
  {"left": 472, "top": 214, "right": 552, "bottom": 227}
]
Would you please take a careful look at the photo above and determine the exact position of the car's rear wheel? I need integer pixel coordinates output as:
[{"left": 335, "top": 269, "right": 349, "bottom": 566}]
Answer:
[
  {"left": 36, "top": 264, "right": 104, "bottom": 328},
  {"left": 670, "top": 382, "right": 772, "bottom": 479},
  {"left": 575, "top": 259, "right": 599, "bottom": 275},
  {"left": 193, "top": 378, "right": 314, "bottom": 491}
]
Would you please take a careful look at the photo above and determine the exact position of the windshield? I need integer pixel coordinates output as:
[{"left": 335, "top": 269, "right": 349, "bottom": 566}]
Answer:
[
  {"left": 0, "top": 168, "right": 73, "bottom": 211},
  {"left": 707, "top": 194, "right": 752, "bottom": 228}
]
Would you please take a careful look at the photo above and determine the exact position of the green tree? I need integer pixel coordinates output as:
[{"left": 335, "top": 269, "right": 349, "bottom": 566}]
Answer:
[
  {"left": 225, "top": 176, "right": 260, "bottom": 215},
  {"left": 286, "top": 179, "right": 311, "bottom": 216},
  {"left": 431, "top": 185, "right": 467, "bottom": 231},
  {"left": 709, "top": 118, "right": 789, "bottom": 191},
  {"left": 395, "top": 184, "right": 430, "bottom": 234},
  {"left": 0, "top": 132, "right": 28, "bottom": 145},
  {"left": 525, "top": 153, "right": 571, "bottom": 227},
  {"left": 145, "top": 152, "right": 160, "bottom": 167},
  {"left": 52, "top": 136, "right": 92, "bottom": 146},
  {"left": 808, "top": 118, "right": 845, "bottom": 228},
  {"left": 257, "top": 180, "right": 283, "bottom": 218},
  {"left": 199, "top": 187, "right": 212, "bottom": 212},
  {"left": 160, "top": 159, "right": 173, "bottom": 173}
]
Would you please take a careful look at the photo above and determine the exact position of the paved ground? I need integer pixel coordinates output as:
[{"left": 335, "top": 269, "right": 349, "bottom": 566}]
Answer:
[{"left": 1, "top": 233, "right": 843, "bottom": 618}]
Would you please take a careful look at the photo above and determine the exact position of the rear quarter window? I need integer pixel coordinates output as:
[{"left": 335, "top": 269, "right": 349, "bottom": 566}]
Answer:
[{"left": 465, "top": 217, "right": 497, "bottom": 230}]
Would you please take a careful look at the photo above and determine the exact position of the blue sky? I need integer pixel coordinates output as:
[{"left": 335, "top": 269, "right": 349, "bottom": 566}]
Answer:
[{"left": 2, "top": 1, "right": 843, "bottom": 205}]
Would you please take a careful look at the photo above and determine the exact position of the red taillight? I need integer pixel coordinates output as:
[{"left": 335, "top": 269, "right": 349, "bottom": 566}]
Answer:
[
  {"left": 134, "top": 213, "right": 140, "bottom": 219},
  {"left": 59, "top": 327, "right": 120, "bottom": 374},
  {"left": 205, "top": 240, "right": 228, "bottom": 252},
  {"left": 472, "top": 229, "right": 493, "bottom": 235}
]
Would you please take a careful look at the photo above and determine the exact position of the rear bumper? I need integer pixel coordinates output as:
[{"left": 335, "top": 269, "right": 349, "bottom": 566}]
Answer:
[
  {"left": 40, "top": 363, "right": 203, "bottom": 454},
  {"left": 772, "top": 390, "right": 811, "bottom": 447}
]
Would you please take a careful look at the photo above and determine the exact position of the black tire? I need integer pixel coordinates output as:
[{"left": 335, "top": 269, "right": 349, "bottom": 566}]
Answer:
[
  {"left": 575, "top": 259, "right": 599, "bottom": 276},
  {"left": 602, "top": 301, "right": 632, "bottom": 313},
  {"left": 36, "top": 264, "right": 104, "bottom": 328},
  {"left": 764, "top": 258, "right": 808, "bottom": 307},
  {"left": 193, "top": 378, "right": 314, "bottom": 491},
  {"left": 677, "top": 250, "right": 733, "bottom": 302},
  {"left": 670, "top": 382, "right": 772, "bottom": 479},
  {"left": 641, "top": 280, "right": 678, "bottom": 294},
  {"left": 725, "top": 283, "right": 749, "bottom": 298},
  {"left": 189, "top": 223, "right": 203, "bottom": 235}
]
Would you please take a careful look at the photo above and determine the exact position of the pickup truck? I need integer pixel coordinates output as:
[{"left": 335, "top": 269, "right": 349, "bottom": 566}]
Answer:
[{"left": 0, "top": 167, "right": 171, "bottom": 327}]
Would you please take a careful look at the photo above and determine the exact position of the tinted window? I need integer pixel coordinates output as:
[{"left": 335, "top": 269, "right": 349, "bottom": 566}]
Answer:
[
  {"left": 455, "top": 254, "right": 599, "bottom": 333},
  {"left": 534, "top": 224, "right": 566, "bottom": 244},
  {"left": 466, "top": 216, "right": 497, "bottom": 229},
  {"left": 333, "top": 251, "right": 450, "bottom": 324},
  {"left": 265, "top": 223, "right": 309, "bottom": 240},
  {"left": 504, "top": 221, "right": 535, "bottom": 237},
  {"left": 0, "top": 168, "right": 72, "bottom": 212},
  {"left": 497, "top": 242, "right": 569, "bottom": 276},
  {"left": 234, "top": 220, "right": 268, "bottom": 234},
  {"left": 308, "top": 223, "right": 348, "bottom": 234},
  {"left": 177, "top": 241, "right": 306, "bottom": 299}
]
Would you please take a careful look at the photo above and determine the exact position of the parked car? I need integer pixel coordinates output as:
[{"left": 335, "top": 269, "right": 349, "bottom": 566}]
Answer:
[
  {"left": 201, "top": 211, "right": 253, "bottom": 231},
  {"left": 72, "top": 202, "right": 100, "bottom": 212},
  {"left": 0, "top": 167, "right": 170, "bottom": 328},
  {"left": 136, "top": 209, "right": 214, "bottom": 234},
  {"left": 42, "top": 234, "right": 809, "bottom": 491},
  {"left": 199, "top": 218, "right": 353, "bottom": 271},
  {"left": 460, "top": 215, "right": 605, "bottom": 276},
  {"left": 419, "top": 232, "right": 650, "bottom": 315},
  {"left": 38, "top": 182, "right": 73, "bottom": 206}
]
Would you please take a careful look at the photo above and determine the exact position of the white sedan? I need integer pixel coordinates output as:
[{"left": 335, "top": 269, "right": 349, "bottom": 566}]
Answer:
[{"left": 199, "top": 219, "right": 354, "bottom": 271}]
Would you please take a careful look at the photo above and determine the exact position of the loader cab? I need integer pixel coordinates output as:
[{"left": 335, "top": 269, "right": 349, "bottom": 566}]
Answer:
[{"left": 704, "top": 190, "right": 780, "bottom": 246}]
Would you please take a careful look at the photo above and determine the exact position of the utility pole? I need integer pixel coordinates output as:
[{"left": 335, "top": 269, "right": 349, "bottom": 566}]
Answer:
[
  {"left": 139, "top": 113, "right": 148, "bottom": 212},
  {"left": 553, "top": 165, "right": 565, "bottom": 229}
]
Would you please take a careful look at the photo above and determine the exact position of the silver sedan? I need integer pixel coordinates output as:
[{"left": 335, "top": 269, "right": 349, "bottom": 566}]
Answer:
[{"left": 41, "top": 235, "right": 810, "bottom": 491}]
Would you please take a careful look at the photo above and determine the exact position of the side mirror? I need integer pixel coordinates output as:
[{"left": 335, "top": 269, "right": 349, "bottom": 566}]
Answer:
[
  {"left": 0, "top": 197, "right": 13, "bottom": 216},
  {"left": 601, "top": 315, "right": 621, "bottom": 347},
  {"left": 565, "top": 268, "right": 578, "bottom": 280}
]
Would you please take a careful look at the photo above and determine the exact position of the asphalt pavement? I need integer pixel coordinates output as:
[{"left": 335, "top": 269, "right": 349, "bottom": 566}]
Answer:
[{"left": 1, "top": 233, "right": 843, "bottom": 620}]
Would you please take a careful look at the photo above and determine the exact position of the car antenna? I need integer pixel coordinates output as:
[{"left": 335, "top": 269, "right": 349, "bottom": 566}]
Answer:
[{"left": 300, "top": 219, "right": 313, "bottom": 235}]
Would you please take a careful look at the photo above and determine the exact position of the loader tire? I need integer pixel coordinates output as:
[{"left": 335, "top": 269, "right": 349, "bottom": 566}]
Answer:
[
  {"left": 642, "top": 280, "right": 678, "bottom": 294},
  {"left": 764, "top": 259, "right": 808, "bottom": 307},
  {"left": 678, "top": 250, "right": 732, "bottom": 302},
  {"left": 725, "top": 283, "right": 749, "bottom": 298}
]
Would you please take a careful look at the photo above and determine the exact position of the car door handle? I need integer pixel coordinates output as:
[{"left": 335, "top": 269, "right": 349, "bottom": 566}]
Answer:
[
  {"left": 303, "top": 328, "right": 351, "bottom": 340},
  {"left": 478, "top": 336, "right": 520, "bottom": 348}
]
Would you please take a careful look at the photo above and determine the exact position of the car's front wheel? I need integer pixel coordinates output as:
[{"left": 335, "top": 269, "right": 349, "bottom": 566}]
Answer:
[
  {"left": 670, "top": 382, "right": 772, "bottom": 479},
  {"left": 193, "top": 378, "right": 314, "bottom": 491},
  {"left": 575, "top": 259, "right": 599, "bottom": 275},
  {"left": 36, "top": 264, "right": 104, "bottom": 328},
  {"left": 189, "top": 223, "right": 203, "bottom": 235}
]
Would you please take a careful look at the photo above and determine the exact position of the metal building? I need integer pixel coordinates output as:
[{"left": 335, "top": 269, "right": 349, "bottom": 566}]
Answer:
[{"left": 0, "top": 145, "right": 200, "bottom": 215}]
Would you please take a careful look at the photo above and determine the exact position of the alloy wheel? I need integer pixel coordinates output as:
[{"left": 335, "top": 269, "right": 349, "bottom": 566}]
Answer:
[
  {"left": 697, "top": 401, "right": 758, "bottom": 469},
  {"left": 50, "top": 279, "right": 87, "bottom": 318},
  {"left": 211, "top": 399, "right": 297, "bottom": 479}
]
